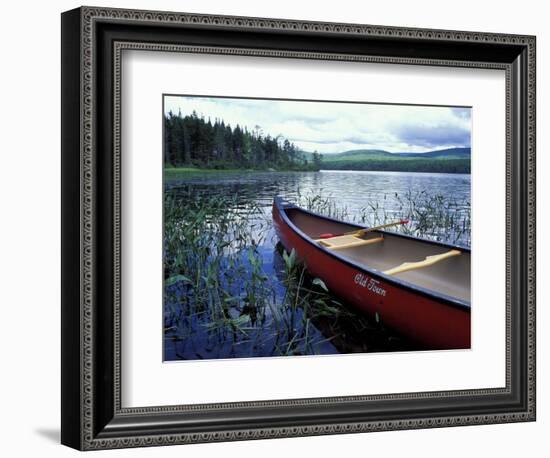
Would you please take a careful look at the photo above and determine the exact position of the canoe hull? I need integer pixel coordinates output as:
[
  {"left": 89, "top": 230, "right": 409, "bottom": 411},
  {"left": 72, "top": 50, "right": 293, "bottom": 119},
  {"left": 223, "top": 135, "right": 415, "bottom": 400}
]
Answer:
[{"left": 273, "top": 199, "right": 470, "bottom": 350}]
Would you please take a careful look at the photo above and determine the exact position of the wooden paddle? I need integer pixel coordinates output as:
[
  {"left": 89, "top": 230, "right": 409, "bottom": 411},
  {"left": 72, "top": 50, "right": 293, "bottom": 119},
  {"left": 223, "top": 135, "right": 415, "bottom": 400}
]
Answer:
[
  {"left": 318, "top": 219, "right": 409, "bottom": 239},
  {"left": 384, "top": 249, "right": 461, "bottom": 275}
]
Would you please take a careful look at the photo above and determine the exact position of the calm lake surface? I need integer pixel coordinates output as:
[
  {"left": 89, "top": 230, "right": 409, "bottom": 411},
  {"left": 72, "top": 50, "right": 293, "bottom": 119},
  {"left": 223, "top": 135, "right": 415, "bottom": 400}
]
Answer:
[{"left": 163, "top": 170, "right": 471, "bottom": 361}]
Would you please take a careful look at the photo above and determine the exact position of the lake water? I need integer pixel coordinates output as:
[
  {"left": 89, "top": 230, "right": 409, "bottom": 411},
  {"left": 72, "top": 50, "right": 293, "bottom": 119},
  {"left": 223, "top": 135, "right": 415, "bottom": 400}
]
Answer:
[{"left": 163, "top": 170, "right": 471, "bottom": 361}]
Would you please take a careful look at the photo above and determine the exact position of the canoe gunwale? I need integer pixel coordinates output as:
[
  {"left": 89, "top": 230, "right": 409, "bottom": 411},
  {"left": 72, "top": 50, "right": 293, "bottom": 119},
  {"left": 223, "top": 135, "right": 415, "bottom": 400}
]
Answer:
[{"left": 274, "top": 196, "right": 471, "bottom": 312}]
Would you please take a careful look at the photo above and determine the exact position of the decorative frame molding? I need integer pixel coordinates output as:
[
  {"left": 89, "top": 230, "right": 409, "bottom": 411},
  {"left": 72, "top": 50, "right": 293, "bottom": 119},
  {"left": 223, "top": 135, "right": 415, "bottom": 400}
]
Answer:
[{"left": 61, "top": 6, "right": 536, "bottom": 450}]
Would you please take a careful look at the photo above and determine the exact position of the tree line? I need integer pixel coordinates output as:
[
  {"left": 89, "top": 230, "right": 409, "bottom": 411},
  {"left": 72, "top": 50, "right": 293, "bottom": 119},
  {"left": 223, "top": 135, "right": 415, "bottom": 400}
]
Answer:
[{"left": 164, "top": 111, "right": 321, "bottom": 171}]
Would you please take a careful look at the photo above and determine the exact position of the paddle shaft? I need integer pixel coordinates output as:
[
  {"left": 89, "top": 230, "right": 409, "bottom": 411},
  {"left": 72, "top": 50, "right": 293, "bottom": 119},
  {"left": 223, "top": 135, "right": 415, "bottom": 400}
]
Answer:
[
  {"left": 319, "top": 219, "right": 408, "bottom": 239},
  {"left": 346, "top": 219, "right": 409, "bottom": 237}
]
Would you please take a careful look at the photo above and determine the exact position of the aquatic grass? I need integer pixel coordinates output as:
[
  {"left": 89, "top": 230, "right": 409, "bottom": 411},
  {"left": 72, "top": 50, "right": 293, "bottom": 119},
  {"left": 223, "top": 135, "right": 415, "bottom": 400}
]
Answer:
[
  {"left": 298, "top": 193, "right": 352, "bottom": 221},
  {"left": 163, "top": 189, "right": 343, "bottom": 359},
  {"left": 164, "top": 185, "right": 467, "bottom": 360},
  {"left": 296, "top": 189, "right": 470, "bottom": 247},
  {"left": 386, "top": 190, "right": 470, "bottom": 246}
]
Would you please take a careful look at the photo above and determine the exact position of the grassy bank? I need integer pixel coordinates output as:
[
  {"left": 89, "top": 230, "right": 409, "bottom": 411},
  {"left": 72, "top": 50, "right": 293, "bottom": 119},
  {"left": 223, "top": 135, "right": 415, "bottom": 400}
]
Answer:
[
  {"left": 164, "top": 166, "right": 316, "bottom": 180},
  {"left": 165, "top": 167, "right": 245, "bottom": 179}
]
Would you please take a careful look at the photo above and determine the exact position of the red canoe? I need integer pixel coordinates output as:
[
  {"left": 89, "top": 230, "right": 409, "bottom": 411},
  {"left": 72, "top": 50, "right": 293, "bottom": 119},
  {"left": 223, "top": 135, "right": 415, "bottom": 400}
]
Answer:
[{"left": 272, "top": 196, "right": 471, "bottom": 349}]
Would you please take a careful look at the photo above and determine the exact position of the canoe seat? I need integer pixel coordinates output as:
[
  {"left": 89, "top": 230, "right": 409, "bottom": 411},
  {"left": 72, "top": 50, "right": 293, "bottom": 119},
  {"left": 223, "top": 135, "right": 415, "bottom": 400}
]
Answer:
[
  {"left": 318, "top": 235, "right": 384, "bottom": 250},
  {"left": 384, "top": 249, "right": 461, "bottom": 275}
]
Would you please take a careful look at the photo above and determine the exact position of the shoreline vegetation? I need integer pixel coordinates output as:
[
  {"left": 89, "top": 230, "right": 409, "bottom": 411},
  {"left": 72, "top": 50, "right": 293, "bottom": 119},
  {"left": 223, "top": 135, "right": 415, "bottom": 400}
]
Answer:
[
  {"left": 164, "top": 166, "right": 311, "bottom": 179},
  {"left": 164, "top": 111, "right": 321, "bottom": 172}
]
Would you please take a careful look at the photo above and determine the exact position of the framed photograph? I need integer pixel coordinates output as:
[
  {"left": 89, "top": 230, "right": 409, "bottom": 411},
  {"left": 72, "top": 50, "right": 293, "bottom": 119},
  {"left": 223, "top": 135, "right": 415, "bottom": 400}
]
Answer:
[{"left": 61, "top": 6, "right": 536, "bottom": 450}]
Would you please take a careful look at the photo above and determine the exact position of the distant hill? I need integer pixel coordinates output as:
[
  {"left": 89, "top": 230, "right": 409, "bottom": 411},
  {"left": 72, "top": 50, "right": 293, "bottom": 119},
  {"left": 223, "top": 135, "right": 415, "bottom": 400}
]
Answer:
[
  {"left": 393, "top": 147, "right": 471, "bottom": 159},
  {"left": 320, "top": 147, "right": 471, "bottom": 173}
]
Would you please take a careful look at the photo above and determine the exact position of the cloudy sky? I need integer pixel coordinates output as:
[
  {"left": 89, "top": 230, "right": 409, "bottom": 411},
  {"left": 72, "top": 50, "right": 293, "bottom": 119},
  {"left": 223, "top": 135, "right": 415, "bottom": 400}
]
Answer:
[{"left": 164, "top": 95, "right": 471, "bottom": 154}]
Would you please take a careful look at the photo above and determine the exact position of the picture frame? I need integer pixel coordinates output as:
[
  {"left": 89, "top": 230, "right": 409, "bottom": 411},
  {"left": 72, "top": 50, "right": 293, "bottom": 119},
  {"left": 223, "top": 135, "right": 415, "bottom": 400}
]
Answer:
[{"left": 61, "top": 5, "right": 536, "bottom": 450}]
